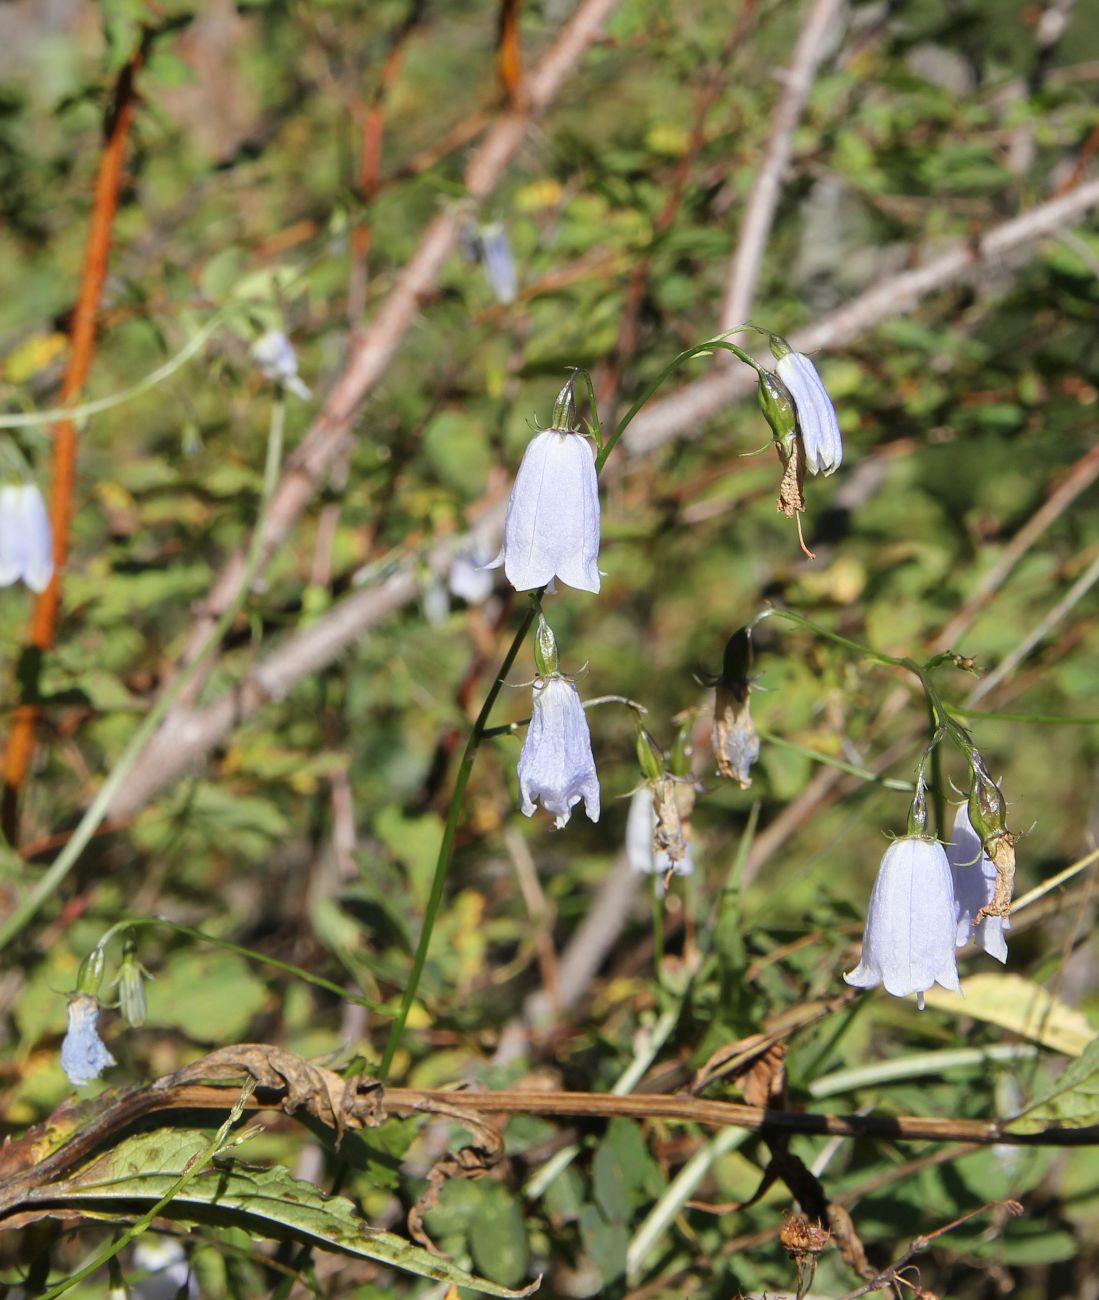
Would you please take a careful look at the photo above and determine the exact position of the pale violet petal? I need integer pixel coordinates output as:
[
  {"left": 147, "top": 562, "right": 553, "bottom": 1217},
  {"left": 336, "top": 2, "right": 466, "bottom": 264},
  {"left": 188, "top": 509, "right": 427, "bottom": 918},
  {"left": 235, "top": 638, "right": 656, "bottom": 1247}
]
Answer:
[
  {"left": 20, "top": 485, "right": 54, "bottom": 594},
  {"left": 481, "top": 223, "right": 518, "bottom": 305},
  {"left": 499, "top": 429, "right": 601, "bottom": 593},
  {"left": 776, "top": 351, "right": 843, "bottom": 476},
  {"left": 948, "top": 804, "right": 1010, "bottom": 963},
  {"left": 626, "top": 786, "right": 656, "bottom": 874},
  {"left": 60, "top": 995, "right": 116, "bottom": 1087},
  {"left": 517, "top": 675, "right": 600, "bottom": 827},
  {"left": 0, "top": 486, "right": 24, "bottom": 586},
  {"left": 844, "top": 836, "right": 960, "bottom": 1002}
]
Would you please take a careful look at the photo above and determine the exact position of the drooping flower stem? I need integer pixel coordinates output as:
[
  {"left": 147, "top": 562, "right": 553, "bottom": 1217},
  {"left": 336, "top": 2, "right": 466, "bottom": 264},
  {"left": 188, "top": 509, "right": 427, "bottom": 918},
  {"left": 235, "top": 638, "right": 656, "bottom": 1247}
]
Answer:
[
  {"left": 378, "top": 601, "right": 538, "bottom": 1079},
  {"left": 0, "top": 390, "right": 288, "bottom": 954}
]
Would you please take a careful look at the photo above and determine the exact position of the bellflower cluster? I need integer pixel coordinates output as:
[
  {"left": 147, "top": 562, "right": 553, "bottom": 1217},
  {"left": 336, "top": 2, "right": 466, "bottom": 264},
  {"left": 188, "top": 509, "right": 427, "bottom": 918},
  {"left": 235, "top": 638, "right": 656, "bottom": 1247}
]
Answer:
[
  {"left": 252, "top": 330, "right": 312, "bottom": 400},
  {"left": 60, "top": 994, "right": 116, "bottom": 1087},
  {"left": 490, "top": 379, "right": 601, "bottom": 594},
  {"left": 0, "top": 482, "right": 54, "bottom": 593}
]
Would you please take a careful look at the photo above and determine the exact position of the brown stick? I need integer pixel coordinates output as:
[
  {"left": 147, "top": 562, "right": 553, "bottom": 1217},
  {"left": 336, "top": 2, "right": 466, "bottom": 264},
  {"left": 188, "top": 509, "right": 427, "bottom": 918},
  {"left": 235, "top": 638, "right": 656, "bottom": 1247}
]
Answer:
[
  {"left": 1, "top": 41, "right": 145, "bottom": 843},
  {"left": 718, "top": 0, "right": 844, "bottom": 338}
]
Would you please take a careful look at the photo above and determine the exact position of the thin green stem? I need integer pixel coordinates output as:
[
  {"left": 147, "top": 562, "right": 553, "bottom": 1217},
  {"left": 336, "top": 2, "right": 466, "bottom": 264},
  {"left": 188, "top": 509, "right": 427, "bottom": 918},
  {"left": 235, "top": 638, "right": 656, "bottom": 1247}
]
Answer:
[
  {"left": 83, "top": 918, "right": 384, "bottom": 1013},
  {"left": 755, "top": 728, "right": 915, "bottom": 792},
  {"left": 378, "top": 603, "right": 538, "bottom": 1078},
  {"left": 752, "top": 607, "right": 906, "bottom": 668},
  {"left": 596, "top": 337, "right": 762, "bottom": 472},
  {"left": 0, "top": 391, "right": 288, "bottom": 954},
  {"left": 0, "top": 315, "right": 225, "bottom": 431},
  {"left": 40, "top": 1083, "right": 254, "bottom": 1297}
]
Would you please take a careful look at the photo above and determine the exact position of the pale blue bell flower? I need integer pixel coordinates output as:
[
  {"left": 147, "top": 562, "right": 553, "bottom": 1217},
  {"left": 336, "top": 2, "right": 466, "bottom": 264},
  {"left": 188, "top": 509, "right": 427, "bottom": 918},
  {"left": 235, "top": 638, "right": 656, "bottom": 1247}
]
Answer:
[
  {"left": 60, "top": 994, "right": 116, "bottom": 1087},
  {"left": 252, "top": 330, "right": 312, "bottom": 400},
  {"left": 0, "top": 483, "right": 54, "bottom": 593},
  {"left": 480, "top": 223, "right": 518, "bottom": 304},
  {"left": 948, "top": 803, "right": 1010, "bottom": 963},
  {"left": 490, "top": 429, "right": 601, "bottom": 592},
  {"left": 448, "top": 544, "right": 495, "bottom": 605},
  {"left": 518, "top": 674, "right": 600, "bottom": 828},
  {"left": 844, "top": 836, "right": 961, "bottom": 1008},
  {"left": 775, "top": 351, "right": 842, "bottom": 476}
]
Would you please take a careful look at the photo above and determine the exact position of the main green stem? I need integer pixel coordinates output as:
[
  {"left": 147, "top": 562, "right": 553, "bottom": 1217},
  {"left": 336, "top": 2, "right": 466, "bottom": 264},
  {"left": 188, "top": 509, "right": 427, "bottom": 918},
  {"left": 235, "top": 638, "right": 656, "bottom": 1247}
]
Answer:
[
  {"left": 0, "top": 391, "right": 287, "bottom": 953},
  {"left": 378, "top": 603, "right": 537, "bottom": 1078}
]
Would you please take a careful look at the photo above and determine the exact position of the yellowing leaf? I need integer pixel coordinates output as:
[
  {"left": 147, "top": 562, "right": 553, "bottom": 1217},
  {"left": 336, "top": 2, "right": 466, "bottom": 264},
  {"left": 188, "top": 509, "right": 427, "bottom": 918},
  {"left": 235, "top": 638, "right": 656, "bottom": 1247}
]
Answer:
[
  {"left": 3, "top": 332, "right": 66, "bottom": 383},
  {"left": 924, "top": 973, "right": 1094, "bottom": 1056}
]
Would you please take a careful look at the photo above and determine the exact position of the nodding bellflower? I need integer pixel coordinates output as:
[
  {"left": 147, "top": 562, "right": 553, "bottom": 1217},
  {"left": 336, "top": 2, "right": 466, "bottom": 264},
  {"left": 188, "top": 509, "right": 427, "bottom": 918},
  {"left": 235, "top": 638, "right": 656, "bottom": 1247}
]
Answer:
[
  {"left": 479, "top": 223, "right": 518, "bottom": 304},
  {"left": 490, "top": 426, "right": 601, "bottom": 593},
  {"left": 518, "top": 674, "right": 600, "bottom": 828},
  {"left": 60, "top": 994, "right": 116, "bottom": 1087},
  {"left": 775, "top": 351, "right": 842, "bottom": 476},
  {"left": 844, "top": 836, "right": 961, "bottom": 1009},
  {"left": 948, "top": 803, "right": 1010, "bottom": 963},
  {"left": 252, "top": 330, "right": 312, "bottom": 400},
  {"left": 0, "top": 483, "right": 54, "bottom": 593}
]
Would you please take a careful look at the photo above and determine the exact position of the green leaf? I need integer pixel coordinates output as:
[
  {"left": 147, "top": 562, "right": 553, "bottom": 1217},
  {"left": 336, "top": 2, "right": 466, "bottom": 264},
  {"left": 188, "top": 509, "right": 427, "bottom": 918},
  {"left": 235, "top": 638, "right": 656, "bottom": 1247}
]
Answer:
[
  {"left": 30, "top": 1128, "right": 539, "bottom": 1297},
  {"left": 1007, "top": 1035, "right": 1099, "bottom": 1133},
  {"left": 469, "top": 1184, "right": 530, "bottom": 1288},
  {"left": 146, "top": 949, "right": 269, "bottom": 1043}
]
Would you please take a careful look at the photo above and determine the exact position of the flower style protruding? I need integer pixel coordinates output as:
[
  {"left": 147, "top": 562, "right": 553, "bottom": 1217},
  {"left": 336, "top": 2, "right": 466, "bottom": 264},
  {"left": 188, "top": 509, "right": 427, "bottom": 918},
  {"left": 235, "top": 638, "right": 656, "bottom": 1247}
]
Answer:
[
  {"left": 773, "top": 347, "right": 843, "bottom": 477},
  {"left": 844, "top": 836, "right": 961, "bottom": 1009},
  {"left": 518, "top": 671, "right": 600, "bottom": 829},
  {"left": 0, "top": 482, "right": 54, "bottom": 593},
  {"left": 948, "top": 803, "right": 1010, "bottom": 963},
  {"left": 490, "top": 380, "right": 601, "bottom": 593},
  {"left": 60, "top": 994, "right": 116, "bottom": 1087},
  {"left": 252, "top": 330, "right": 312, "bottom": 400}
]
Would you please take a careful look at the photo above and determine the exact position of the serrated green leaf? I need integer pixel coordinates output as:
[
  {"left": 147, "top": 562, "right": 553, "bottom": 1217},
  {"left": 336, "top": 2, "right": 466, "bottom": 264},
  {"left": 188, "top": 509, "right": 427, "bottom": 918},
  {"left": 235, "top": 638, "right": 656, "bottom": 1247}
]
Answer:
[
  {"left": 1007, "top": 1035, "right": 1099, "bottom": 1133},
  {"left": 25, "top": 1128, "right": 538, "bottom": 1297}
]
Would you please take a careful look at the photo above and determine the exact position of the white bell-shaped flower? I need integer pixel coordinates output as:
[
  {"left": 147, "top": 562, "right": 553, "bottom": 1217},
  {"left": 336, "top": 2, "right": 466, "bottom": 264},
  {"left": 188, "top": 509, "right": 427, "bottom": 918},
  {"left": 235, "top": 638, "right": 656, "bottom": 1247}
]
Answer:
[
  {"left": 948, "top": 803, "right": 1010, "bottom": 963},
  {"left": 252, "top": 330, "right": 312, "bottom": 400},
  {"left": 518, "top": 674, "right": 600, "bottom": 828},
  {"left": 490, "top": 428, "right": 601, "bottom": 592},
  {"left": 0, "top": 482, "right": 54, "bottom": 593},
  {"left": 60, "top": 994, "right": 116, "bottom": 1087},
  {"left": 775, "top": 351, "right": 842, "bottom": 476},
  {"left": 844, "top": 836, "right": 960, "bottom": 1008}
]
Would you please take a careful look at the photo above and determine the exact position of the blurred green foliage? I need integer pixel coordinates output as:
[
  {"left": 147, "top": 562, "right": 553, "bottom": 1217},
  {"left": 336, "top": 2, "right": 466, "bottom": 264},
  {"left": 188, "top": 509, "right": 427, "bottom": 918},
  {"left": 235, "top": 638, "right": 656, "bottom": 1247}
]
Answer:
[{"left": 1, "top": 0, "right": 1099, "bottom": 1296}]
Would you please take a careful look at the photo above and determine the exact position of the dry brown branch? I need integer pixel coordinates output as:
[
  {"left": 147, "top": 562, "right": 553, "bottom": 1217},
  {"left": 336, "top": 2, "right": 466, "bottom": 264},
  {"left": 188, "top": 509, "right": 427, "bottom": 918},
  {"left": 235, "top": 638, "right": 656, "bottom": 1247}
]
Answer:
[
  {"left": 718, "top": 0, "right": 845, "bottom": 338},
  {"left": 0, "top": 1044, "right": 1094, "bottom": 1225},
  {"left": 167, "top": 0, "right": 621, "bottom": 712},
  {"left": 628, "top": 175, "right": 1099, "bottom": 455}
]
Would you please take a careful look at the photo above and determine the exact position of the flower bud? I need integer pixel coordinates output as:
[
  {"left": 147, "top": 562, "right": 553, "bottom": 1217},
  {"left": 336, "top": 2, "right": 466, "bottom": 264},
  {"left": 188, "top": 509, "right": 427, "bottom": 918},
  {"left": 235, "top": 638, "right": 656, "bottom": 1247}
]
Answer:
[
  {"left": 533, "top": 614, "right": 559, "bottom": 677},
  {"left": 76, "top": 943, "right": 107, "bottom": 997},
  {"left": 114, "top": 939, "right": 150, "bottom": 1028},
  {"left": 635, "top": 725, "right": 665, "bottom": 785}
]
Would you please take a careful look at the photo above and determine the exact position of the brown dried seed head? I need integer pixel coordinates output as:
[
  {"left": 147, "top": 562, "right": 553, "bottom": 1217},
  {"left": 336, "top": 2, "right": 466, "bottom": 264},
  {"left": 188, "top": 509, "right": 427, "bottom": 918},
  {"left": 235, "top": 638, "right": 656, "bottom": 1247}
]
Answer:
[{"left": 779, "top": 1215, "right": 831, "bottom": 1256}]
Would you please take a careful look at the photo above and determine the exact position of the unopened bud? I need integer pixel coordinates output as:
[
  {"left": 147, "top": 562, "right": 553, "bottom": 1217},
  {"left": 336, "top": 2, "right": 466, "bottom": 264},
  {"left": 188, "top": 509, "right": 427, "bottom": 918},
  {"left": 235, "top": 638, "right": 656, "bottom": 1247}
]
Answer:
[
  {"left": 533, "top": 613, "right": 559, "bottom": 677},
  {"left": 635, "top": 726, "right": 665, "bottom": 784},
  {"left": 115, "top": 939, "right": 149, "bottom": 1029},
  {"left": 551, "top": 371, "right": 580, "bottom": 430},
  {"left": 76, "top": 944, "right": 107, "bottom": 997}
]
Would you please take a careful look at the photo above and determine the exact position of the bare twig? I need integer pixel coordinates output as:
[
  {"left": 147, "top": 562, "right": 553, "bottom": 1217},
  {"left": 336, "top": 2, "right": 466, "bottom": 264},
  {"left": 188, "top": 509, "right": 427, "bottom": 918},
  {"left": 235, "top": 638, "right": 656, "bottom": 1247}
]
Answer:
[
  {"left": 718, "top": 0, "right": 845, "bottom": 338},
  {"left": 1, "top": 38, "right": 146, "bottom": 842},
  {"left": 627, "top": 175, "right": 1099, "bottom": 456}
]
